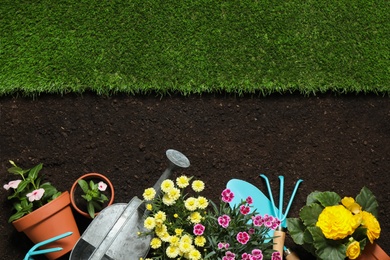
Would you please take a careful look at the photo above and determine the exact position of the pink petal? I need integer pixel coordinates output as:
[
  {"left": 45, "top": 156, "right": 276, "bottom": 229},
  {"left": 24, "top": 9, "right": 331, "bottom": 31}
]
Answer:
[
  {"left": 3, "top": 180, "right": 22, "bottom": 190},
  {"left": 98, "top": 181, "right": 107, "bottom": 191},
  {"left": 26, "top": 188, "right": 45, "bottom": 202}
]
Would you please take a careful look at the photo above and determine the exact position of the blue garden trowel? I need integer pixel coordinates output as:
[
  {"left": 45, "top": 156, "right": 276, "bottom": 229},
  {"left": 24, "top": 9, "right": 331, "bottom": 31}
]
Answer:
[{"left": 226, "top": 179, "right": 301, "bottom": 260}]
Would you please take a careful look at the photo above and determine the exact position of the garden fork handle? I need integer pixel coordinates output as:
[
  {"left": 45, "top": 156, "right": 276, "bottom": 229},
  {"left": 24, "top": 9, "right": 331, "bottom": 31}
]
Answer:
[{"left": 273, "top": 227, "right": 286, "bottom": 256}]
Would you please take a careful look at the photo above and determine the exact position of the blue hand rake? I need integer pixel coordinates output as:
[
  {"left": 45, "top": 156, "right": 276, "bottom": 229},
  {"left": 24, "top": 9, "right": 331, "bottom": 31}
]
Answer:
[
  {"left": 259, "top": 174, "right": 303, "bottom": 255},
  {"left": 24, "top": 232, "right": 73, "bottom": 260}
]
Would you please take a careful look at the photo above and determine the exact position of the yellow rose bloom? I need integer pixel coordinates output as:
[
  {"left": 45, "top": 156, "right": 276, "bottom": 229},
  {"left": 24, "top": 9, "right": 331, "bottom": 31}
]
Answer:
[
  {"left": 188, "top": 249, "right": 202, "bottom": 260},
  {"left": 176, "top": 175, "right": 190, "bottom": 188},
  {"left": 346, "top": 240, "right": 360, "bottom": 259},
  {"left": 166, "top": 245, "right": 180, "bottom": 258},
  {"left": 342, "top": 197, "right": 362, "bottom": 214},
  {"left": 316, "top": 205, "right": 360, "bottom": 240},
  {"left": 189, "top": 212, "right": 202, "bottom": 224},
  {"left": 361, "top": 211, "right": 381, "bottom": 243},
  {"left": 192, "top": 180, "right": 205, "bottom": 192},
  {"left": 161, "top": 179, "right": 175, "bottom": 193},
  {"left": 194, "top": 236, "right": 206, "bottom": 247},
  {"left": 185, "top": 197, "right": 198, "bottom": 211},
  {"left": 143, "top": 188, "right": 156, "bottom": 201},
  {"left": 196, "top": 196, "right": 209, "bottom": 209},
  {"left": 144, "top": 216, "right": 156, "bottom": 230},
  {"left": 150, "top": 237, "right": 162, "bottom": 249}
]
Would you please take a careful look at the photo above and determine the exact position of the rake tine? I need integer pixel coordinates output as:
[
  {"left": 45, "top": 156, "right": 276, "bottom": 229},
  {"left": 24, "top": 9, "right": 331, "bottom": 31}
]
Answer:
[
  {"left": 280, "top": 179, "right": 303, "bottom": 222},
  {"left": 259, "top": 174, "right": 279, "bottom": 219},
  {"left": 278, "top": 176, "right": 284, "bottom": 220}
]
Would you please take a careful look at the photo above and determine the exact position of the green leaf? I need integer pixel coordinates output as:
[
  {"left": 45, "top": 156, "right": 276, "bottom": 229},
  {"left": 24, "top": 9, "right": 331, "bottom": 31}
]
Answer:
[
  {"left": 87, "top": 202, "right": 95, "bottom": 218},
  {"left": 101, "top": 193, "right": 109, "bottom": 202},
  {"left": 27, "top": 163, "right": 42, "bottom": 181},
  {"left": 8, "top": 211, "right": 26, "bottom": 223},
  {"left": 308, "top": 226, "right": 346, "bottom": 260},
  {"left": 315, "top": 191, "right": 341, "bottom": 207},
  {"left": 78, "top": 179, "right": 89, "bottom": 194},
  {"left": 352, "top": 227, "right": 367, "bottom": 242},
  {"left": 306, "top": 191, "right": 322, "bottom": 205},
  {"left": 299, "top": 203, "right": 323, "bottom": 227},
  {"left": 40, "top": 182, "right": 57, "bottom": 198},
  {"left": 52, "top": 191, "right": 62, "bottom": 200},
  {"left": 356, "top": 186, "right": 378, "bottom": 217},
  {"left": 89, "top": 180, "right": 97, "bottom": 190},
  {"left": 287, "top": 218, "right": 306, "bottom": 245},
  {"left": 16, "top": 179, "right": 30, "bottom": 194},
  {"left": 8, "top": 165, "right": 25, "bottom": 176}
]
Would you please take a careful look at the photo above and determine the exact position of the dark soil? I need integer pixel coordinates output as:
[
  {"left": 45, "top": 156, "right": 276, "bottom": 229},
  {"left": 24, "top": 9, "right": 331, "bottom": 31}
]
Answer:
[{"left": 0, "top": 92, "right": 389, "bottom": 259}]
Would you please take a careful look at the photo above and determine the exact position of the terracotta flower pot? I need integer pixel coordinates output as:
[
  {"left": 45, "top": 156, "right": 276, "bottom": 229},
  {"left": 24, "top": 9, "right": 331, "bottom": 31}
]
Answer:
[
  {"left": 352, "top": 242, "right": 389, "bottom": 260},
  {"left": 70, "top": 173, "right": 115, "bottom": 218},
  {"left": 12, "top": 191, "right": 80, "bottom": 259}
]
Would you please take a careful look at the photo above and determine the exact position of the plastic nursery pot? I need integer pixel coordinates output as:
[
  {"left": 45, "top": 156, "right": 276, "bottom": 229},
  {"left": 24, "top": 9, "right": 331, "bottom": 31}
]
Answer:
[
  {"left": 70, "top": 173, "right": 115, "bottom": 219},
  {"left": 352, "top": 242, "right": 389, "bottom": 260},
  {"left": 12, "top": 191, "right": 81, "bottom": 260}
]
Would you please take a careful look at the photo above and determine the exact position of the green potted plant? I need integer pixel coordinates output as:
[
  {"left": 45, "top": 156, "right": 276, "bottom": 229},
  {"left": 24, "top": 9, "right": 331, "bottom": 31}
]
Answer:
[
  {"left": 3, "top": 160, "right": 80, "bottom": 260},
  {"left": 70, "top": 173, "right": 115, "bottom": 219},
  {"left": 287, "top": 187, "right": 388, "bottom": 260}
]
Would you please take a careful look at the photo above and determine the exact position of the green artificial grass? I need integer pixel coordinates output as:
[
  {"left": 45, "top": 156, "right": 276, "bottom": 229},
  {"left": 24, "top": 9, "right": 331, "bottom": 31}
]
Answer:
[{"left": 0, "top": 0, "right": 389, "bottom": 96}]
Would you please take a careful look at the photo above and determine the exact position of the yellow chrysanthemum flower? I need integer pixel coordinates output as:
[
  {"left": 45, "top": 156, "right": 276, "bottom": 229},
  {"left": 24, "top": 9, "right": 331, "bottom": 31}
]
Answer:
[
  {"left": 196, "top": 196, "right": 209, "bottom": 209},
  {"left": 342, "top": 197, "right": 362, "bottom": 214},
  {"left": 143, "top": 188, "right": 156, "bottom": 201},
  {"left": 162, "top": 193, "right": 175, "bottom": 206},
  {"left": 180, "top": 234, "right": 193, "bottom": 244},
  {"left": 316, "top": 205, "right": 360, "bottom": 240},
  {"left": 167, "top": 187, "right": 181, "bottom": 201},
  {"left": 185, "top": 197, "right": 198, "bottom": 211},
  {"left": 155, "top": 224, "right": 168, "bottom": 237},
  {"left": 161, "top": 179, "right": 175, "bottom": 193},
  {"left": 154, "top": 211, "right": 167, "bottom": 225},
  {"left": 346, "top": 240, "right": 360, "bottom": 259},
  {"left": 179, "top": 241, "right": 192, "bottom": 253},
  {"left": 144, "top": 216, "right": 156, "bottom": 230},
  {"left": 194, "top": 236, "right": 206, "bottom": 247},
  {"left": 170, "top": 236, "right": 180, "bottom": 246},
  {"left": 176, "top": 175, "right": 190, "bottom": 188},
  {"left": 189, "top": 212, "right": 202, "bottom": 224},
  {"left": 166, "top": 245, "right": 180, "bottom": 258},
  {"left": 175, "top": 228, "right": 184, "bottom": 236},
  {"left": 146, "top": 203, "right": 153, "bottom": 211},
  {"left": 361, "top": 211, "right": 381, "bottom": 243},
  {"left": 191, "top": 180, "right": 205, "bottom": 192},
  {"left": 150, "top": 237, "right": 162, "bottom": 249},
  {"left": 188, "top": 249, "right": 202, "bottom": 260}
]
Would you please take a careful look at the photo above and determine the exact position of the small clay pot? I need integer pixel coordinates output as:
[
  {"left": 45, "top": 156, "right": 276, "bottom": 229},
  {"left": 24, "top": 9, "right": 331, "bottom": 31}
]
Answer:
[{"left": 70, "top": 173, "right": 115, "bottom": 218}]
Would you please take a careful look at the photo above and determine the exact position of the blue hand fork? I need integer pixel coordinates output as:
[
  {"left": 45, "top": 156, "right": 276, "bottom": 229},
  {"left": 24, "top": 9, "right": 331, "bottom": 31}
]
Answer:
[
  {"left": 260, "top": 174, "right": 303, "bottom": 257},
  {"left": 24, "top": 232, "right": 73, "bottom": 260}
]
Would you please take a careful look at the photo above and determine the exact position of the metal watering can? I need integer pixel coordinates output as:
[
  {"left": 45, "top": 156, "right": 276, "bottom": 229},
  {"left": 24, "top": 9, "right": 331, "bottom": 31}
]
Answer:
[{"left": 69, "top": 149, "right": 190, "bottom": 260}]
